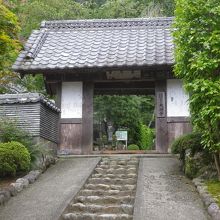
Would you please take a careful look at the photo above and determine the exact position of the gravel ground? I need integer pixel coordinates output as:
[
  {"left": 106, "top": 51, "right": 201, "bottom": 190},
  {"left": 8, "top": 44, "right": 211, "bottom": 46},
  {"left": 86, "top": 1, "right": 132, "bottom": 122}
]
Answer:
[{"left": 134, "top": 157, "right": 211, "bottom": 220}]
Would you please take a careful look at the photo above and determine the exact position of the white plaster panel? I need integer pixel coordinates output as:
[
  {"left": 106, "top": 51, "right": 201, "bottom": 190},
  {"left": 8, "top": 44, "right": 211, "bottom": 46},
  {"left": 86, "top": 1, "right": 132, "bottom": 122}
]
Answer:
[
  {"left": 61, "top": 82, "right": 83, "bottom": 118},
  {"left": 167, "top": 79, "right": 190, "bottom": 117}
]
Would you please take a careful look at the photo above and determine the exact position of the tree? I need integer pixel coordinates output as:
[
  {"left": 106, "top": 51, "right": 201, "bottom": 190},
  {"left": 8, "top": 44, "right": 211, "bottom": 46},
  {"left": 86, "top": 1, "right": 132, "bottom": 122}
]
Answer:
[
  {"left": 18, "top": 0, "right": 89, "bottom": 38},
  {"left": 0, "top": 1, "right": 21, "bottom": 91},
  {"left": 173, "top": 0, "right": 220, "bottom": 179},
  {"left": 94, "top": 95, "right": 154, "bottom": 144}
]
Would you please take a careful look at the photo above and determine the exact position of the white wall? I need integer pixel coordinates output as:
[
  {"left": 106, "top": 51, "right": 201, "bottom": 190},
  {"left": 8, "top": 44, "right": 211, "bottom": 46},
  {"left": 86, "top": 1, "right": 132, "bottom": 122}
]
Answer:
[
  {"left": 61, "top": 82, "right": 83, "bottom": 118},
  {"left": 167, "top": 79, "right": 190, "bottom": 117}
]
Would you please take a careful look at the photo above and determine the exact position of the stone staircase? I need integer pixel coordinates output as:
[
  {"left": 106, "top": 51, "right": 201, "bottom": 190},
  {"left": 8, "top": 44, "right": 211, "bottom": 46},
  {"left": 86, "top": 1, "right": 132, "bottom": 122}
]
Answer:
[{"left": 61, "top": 157, "right": 139, "bottom": 220}]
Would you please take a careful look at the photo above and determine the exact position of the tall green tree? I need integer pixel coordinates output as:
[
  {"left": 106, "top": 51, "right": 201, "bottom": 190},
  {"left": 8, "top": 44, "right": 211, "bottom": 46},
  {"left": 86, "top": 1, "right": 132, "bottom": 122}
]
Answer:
[
  {"left": 0, "top": 1, "right": 21, "bottom": 91},
  {"left": 174, "top": 0, "right": 220, "bottom": 179},
  {"left": 94, "top": 95, "right": 154, "bottom": 144}
]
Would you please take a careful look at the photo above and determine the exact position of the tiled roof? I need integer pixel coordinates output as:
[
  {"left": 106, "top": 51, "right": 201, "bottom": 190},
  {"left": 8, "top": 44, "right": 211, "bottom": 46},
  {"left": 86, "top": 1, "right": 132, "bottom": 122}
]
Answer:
[
  {"left": 0, "top": 93, "right": 60, "bottom": 112},
  {"left": 13, "top": 17, "right": 174, "bottom": 73}
]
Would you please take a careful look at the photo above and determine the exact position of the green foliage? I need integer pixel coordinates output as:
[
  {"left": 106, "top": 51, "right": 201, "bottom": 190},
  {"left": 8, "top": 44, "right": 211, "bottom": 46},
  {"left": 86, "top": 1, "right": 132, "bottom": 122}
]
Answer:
[
  {"left": 187, "top": 80, "right": 220, "bottom": 153},
  {"left": 0, "top": 1, "right": 21, "bottom": 86},
  {"left": 17, "top": 0, "right": 89, "bottom": 38},
  {"left": 206, "top": 180, "right": 220, "bottom": 206},
  {"left": 171, "top": 132, "right": 213, "bottom": 179},
  {"left": 14, "top": 0, "right": 175, "bottom": 38},
  {"left": 128, "top": 144, "right": 139, "bottom": 150},
  {"left": 0, "top": 117, "right": 50, "bottom": 164},
  {"left": 174, "top": 0, "right": 220, "bottom": 179},
  {"left": 94, "top": 95, "right": 155, "bottom": 144},
  {"left": 171, "top": 132, "right": 203, "bottom": 160},
  {"left": 138, "top": 124, "right": 154, "bottom": 150},
  {"left": 184, "top": 156, "right": 199, "bottom": 179},
  {"left": 0, "top": 117, "right": 32, "bottom": 147},
  {"left": 0, "top": 141, "right": 31, "bottom": 176},
  {"left": 173, "top": 0, "right": 220, "bottom": 82}
]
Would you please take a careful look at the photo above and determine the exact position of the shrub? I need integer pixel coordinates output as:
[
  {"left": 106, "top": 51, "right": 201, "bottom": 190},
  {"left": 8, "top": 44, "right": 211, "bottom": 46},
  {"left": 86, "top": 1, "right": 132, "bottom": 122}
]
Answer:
[
  {"left": 0, "top": 141, "right": 31, "bottom": 176},
  {"left": 0, "top": 117, "right": 32, "bottom": 147},
  {"left": 128, "top": 144, "right": 139, "bottom": 150},
  {"left": 138, "top": 124, "right": 154, "bottom": 150},
  {"left": 0, "top": 117, "right": 51, "bottom": 165},
  {"left": 171, "top": 132, "right": 203, "bottom": 161}
]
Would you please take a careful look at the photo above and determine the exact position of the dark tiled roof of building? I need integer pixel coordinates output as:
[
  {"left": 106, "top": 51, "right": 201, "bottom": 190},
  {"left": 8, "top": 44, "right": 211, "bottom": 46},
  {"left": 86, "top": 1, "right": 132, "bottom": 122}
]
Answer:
[
  {"left": 13, "top": 17, "right": 174, "bottom": 73},
  {"left": 0, "top": 93, "right": 60, "bottom": 112}
]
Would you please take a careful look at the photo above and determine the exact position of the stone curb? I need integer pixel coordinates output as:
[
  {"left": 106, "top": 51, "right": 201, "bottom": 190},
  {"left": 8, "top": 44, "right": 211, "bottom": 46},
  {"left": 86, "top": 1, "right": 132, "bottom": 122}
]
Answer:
[
  {"left": 192, "top": 177, "right": 220, "bottom": 220},
  {"left": 0, "top": 157, "right": 58, "bottom": 206}
]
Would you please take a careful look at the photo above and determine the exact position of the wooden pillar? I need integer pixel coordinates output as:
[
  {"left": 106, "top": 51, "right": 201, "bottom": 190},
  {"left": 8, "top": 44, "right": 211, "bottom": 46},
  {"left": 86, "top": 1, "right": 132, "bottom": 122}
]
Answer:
[
  {"left": 155, "top": 80, "right": 168, "bottom": 153},
  {"left": 81, "top": 82, "right": 94, "bottom": 154},
  {"left": 55, "top": 82, "right": 61, "bottom": 147},
  {"left": 58, "top": 82, "right": 83, "bottom": 155}
]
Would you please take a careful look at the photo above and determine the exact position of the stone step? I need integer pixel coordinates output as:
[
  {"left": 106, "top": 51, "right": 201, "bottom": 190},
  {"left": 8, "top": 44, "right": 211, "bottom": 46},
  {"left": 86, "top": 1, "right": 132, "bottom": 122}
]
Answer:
[
  {"left": 91, "top": 173, "right": 137, "bottom": 179},
  {"left": 85, "top": 184, "right": 136, "bottom": 191},
  {"left": 62, "top": 213, "right": 133, "bottom": 220},
  {"left": 60, "top": 158, "right": 139, "bottom": 220},
  {"left": 69, "top": 203, "right": 133, "bottom": 214},
  {"left": 88, "top": 178, "right": 136, "bottom": 185},
  {"left": 95, "top": 168, "right": 136, "bottom": 175},
  {"left": 75, "top": 195, "right": 135, "bottom": 205},
  {"left": 98, "top": 165, "right": 137, "bottom": 170},
  {"left": 79, "top": 189, "right": 133, "bottom": 197}
]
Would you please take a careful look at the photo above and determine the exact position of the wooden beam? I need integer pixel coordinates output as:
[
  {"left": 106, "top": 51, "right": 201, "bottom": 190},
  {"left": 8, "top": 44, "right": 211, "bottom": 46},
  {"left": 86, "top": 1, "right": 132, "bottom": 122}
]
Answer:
[
  {"left": 155, "top": 80, "right": 168, "bottom": 153},
  {"left": 81, "top": 82, "right": 94, "bottom": 154}
]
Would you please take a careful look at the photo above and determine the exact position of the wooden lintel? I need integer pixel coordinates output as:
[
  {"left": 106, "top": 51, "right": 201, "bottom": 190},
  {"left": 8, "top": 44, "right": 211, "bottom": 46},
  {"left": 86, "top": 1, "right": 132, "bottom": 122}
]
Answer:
[{"left": 60, "top": 118, "right": 82, "bottom": 124}]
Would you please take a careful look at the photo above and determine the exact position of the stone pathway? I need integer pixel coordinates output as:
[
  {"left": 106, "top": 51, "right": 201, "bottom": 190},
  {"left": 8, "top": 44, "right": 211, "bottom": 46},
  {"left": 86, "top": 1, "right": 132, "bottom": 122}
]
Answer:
[
  {"left": 0, "top": 158, "right": 100, "bottom": 220},
  {"left": 133, "top": 158, "right": 210, "bottom": 220},
  {"left": 0, "top": 156, "right": 211, "bottom": 220},
  {"left": 61, "top": 157, "right": 139, "bottom": 220}
]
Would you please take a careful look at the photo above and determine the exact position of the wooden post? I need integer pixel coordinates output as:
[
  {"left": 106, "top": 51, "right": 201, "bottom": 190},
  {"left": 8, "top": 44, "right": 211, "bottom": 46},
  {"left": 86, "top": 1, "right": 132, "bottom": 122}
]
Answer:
[
  {"left": 155, "top": 80, "right": 168, "bottom": 153},
  {"left": 58, "top": 82, "right": 83, "bottom": 155},
  {"left": 55, "top": 82, "right": 61, "bottom": 145},
  {"left": 81, "top": 82, "right": 94, "bottom": 154}
]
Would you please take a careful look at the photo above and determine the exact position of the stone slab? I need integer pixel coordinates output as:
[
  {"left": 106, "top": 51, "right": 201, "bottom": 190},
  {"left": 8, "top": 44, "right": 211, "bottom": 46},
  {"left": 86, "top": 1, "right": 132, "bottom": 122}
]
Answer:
[
  {"left": 133, "top": 158, "right": 211, "bottom": 220},
  {"left": 0, "top": 157, "right": 100, "bottom": 220}
]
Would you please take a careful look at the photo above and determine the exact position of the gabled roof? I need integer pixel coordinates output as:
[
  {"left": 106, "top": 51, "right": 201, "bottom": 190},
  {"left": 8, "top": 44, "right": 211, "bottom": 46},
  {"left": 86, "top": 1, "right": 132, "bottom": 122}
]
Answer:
[{"left": 13, "top": 17, "right": 174, "bottom": 73}]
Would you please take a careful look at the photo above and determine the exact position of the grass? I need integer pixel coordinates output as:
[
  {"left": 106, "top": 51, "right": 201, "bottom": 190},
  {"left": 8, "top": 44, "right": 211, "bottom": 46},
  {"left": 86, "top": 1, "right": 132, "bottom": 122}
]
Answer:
[{"left": 206, "top": 180, "right": 220, "bottom": 206}]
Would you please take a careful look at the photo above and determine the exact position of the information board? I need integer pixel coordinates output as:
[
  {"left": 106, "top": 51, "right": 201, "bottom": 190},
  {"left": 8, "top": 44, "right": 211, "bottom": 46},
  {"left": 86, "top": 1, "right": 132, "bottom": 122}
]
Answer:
[{"left": 115, "top": 131, "right": 128, "bottom": 141}]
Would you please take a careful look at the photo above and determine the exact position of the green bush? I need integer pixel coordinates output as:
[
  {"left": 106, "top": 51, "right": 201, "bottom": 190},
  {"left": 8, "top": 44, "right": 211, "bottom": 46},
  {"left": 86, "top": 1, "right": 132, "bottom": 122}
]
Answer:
[
  {"left": 128, "top": 144, "right": 139, "bottom": 150},
  {"left": 0, "top": 117, "right": 32, "bottom": 147},
  {"left": 171, "top": 132, "right": 203, "bottom": 160},
  {"left": 138, "top": 124, "right": 154, "bottom": 150},
  {"left": 0, "top": 141, "right": 31, "bottom": 176},
  {"left": 0, "top": 117, "right": 51, "bottom": 164}
]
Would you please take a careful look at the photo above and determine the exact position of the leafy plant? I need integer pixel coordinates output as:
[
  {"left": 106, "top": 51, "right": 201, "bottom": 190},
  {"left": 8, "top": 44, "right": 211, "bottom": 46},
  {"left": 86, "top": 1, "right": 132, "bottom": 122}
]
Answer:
[
  {"left": 0, "top": 117, "right": 51, "bottom": 165},
  {"left": 171, "top": 132, "right": 203, "bottom": 161},
  {"left": 174, "top": 0, "right": 220, "bottom": 180},
  {"left": 138, "top": 124, "right": 154, "bottom": 150},
  {"left": 0, "top": 117, "right": 32, "bottom": 147},
  {"left": 0, "top": 141, "right": 31, "bottom": 177},
  {"left": 128, "top": 144, "right": 139, "bottom": 150},
  {"left": 0, "top": 1, "right": 21, "bottom": 91}
]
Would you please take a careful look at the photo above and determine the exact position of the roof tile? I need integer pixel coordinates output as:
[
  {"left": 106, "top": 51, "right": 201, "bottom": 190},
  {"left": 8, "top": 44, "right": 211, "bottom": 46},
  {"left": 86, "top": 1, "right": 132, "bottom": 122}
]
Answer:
[{"left": 13, "top": 17, "right": 174, "bottom": 72}]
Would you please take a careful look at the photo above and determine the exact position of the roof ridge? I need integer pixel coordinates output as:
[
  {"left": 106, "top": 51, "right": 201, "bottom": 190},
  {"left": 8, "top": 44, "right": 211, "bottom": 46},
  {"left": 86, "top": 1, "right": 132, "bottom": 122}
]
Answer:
[
  {"left": 0, "top": 93, "right": 60, "bottom": 112},
  {"left": 40, "top": 17, "right": 173, "bottom": 29},
  {"left": 26, "top": 30, "right": 48, "bottom": 59}
]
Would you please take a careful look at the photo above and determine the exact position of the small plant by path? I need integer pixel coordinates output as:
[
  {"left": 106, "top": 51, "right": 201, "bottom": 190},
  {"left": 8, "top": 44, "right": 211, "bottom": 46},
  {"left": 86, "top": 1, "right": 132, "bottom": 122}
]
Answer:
[{"left": 206, "top": 180, "right": 220, "bottom": 207}]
